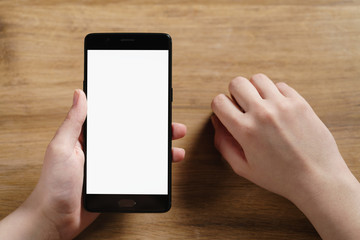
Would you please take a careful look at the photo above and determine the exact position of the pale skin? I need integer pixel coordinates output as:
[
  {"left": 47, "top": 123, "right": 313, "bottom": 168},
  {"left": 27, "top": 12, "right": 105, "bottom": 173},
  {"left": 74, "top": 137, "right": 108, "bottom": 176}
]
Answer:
[
  {"left": 211, "top": 73, "right": 360, "bottom": 240},
  {"left": 1, "top": 74, "right": 360, "bottom": 239},
  {"left": 0, "top": 89, "right": 187, "bottom": 239}
]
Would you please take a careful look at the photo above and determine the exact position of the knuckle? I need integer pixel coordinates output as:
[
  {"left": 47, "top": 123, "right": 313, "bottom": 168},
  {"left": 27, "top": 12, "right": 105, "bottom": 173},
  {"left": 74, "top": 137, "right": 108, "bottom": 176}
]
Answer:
[
  {"left": 254, "top": 104, "right": 277, "bottom": 123},
  {"left": 75, "top": 147, "right": 85, "bottom": 162},
  {"left": 65, "top": 110, "right": 83, "bottom": 131},
  {"left": 234, "top": 119, "right": 245, "bottom": 131},
  {"left": 276, "top": 100, "right": 292, "bottom": 112},
  {"left": 251, "top": 73, "right": 267, "bottom": 81},
  {"left": 46, "top": 141, "right": 69, "bottom": 157},
  {"left": 276, "top": 81, "right": 286, "bottom": 87},
  {"left": 226, "top": 112, "right": 246, "bottom": 132},
  {"left": 65, "top": 109, "right": 76, "bottom": 123},
  {"left": 240, "top": 120, "right": 255, "bottom": 139},
  {"left": 211, "top": 94, "right": 227, "bottom": 110},
  {"left": 292, "top": 98, "right": 309, "bottom": 111},
  {"left": 229, "top": 76, "right": 247, "bottom": 91}
]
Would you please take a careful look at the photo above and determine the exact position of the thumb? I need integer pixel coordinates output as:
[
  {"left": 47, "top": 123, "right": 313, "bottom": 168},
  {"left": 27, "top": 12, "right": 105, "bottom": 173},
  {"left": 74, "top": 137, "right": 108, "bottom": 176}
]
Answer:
[{"left": 51, "top": 89, "right": 87, "bottom": 150}]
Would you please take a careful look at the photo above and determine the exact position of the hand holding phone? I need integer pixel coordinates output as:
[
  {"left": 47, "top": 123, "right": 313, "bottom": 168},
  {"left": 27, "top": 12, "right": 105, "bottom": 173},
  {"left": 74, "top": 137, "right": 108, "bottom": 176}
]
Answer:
[{"left": 0, "top": 88, "right": 186, "bottom": 239}]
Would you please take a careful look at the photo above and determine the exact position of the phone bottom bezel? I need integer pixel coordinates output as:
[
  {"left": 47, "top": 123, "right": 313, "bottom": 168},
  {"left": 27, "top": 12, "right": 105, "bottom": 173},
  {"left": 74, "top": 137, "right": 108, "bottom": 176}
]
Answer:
[{"left": 84, "top": 194, "right": 171, "bottom": 213}]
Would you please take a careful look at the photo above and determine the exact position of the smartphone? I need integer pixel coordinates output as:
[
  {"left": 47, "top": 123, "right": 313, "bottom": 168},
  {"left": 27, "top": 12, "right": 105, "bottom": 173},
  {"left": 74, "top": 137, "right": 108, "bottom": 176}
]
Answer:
[{"left": 83, "top": 33, "right": 172, "bottom": 212}]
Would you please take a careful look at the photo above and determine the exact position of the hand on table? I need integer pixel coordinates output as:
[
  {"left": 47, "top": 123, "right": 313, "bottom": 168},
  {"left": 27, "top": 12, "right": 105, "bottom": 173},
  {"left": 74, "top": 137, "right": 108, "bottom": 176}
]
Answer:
[
  {"left": 211, "top": 74, "right": 360, "bottom": 240},
  {"left": 0, "top": 89, "right": 187, "bottom": 240}
]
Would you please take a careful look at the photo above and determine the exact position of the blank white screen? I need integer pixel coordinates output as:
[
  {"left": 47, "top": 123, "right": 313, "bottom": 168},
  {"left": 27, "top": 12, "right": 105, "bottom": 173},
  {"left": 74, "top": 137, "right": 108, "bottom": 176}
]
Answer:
[{"left": 87, "top": 50, "right": 168, "bottom": 194}]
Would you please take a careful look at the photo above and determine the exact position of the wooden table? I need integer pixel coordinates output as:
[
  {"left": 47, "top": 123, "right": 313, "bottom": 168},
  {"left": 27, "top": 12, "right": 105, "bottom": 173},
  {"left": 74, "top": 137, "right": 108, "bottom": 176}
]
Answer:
[{"left": 1, "top": 0, "right": 360, "bottom": 239}]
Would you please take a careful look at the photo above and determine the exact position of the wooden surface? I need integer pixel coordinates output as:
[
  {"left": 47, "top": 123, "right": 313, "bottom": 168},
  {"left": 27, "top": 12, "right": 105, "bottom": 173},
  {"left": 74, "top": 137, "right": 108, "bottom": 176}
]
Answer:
[{"left": 1, "top": 0, "right": 360, "bottom": 239}]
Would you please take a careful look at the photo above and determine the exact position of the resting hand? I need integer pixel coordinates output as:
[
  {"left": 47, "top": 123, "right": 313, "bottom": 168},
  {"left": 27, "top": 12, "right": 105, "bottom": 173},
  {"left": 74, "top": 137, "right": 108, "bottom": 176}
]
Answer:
[{"left": 211, "top": 74, "right": 360, "bottom": 240}]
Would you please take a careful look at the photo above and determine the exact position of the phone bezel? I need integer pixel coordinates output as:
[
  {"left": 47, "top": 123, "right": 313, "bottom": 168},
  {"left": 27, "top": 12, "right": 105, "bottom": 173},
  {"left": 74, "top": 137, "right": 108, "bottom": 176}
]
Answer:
[{"left": 83, "top": 33, "right": 172, "bottom": 212}]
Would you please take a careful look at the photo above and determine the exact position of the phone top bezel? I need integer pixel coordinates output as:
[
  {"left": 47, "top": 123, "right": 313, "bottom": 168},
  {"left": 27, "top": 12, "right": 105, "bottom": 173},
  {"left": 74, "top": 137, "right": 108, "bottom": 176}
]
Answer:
[
  {"left": 85, "top": 33, "right": 171, "bottom": 50},
  {"left": 83, "top": 33, "right": 172, "bottom": 213}
]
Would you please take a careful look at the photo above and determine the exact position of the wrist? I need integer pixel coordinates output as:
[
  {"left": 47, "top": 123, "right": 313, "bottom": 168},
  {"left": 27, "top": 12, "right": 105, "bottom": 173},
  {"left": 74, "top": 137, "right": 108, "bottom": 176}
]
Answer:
[
  {"left": 0, "top": 197, "right": 60, "bottom": 240},
  {"left": 21, "top": 202, "right": 60, "bottom": 239},
  {"left": 290, "top": 162, "right": 359, "bottom": 209},
  {"left": 290, "top": 165, "right": 360, "bottom": 239}
]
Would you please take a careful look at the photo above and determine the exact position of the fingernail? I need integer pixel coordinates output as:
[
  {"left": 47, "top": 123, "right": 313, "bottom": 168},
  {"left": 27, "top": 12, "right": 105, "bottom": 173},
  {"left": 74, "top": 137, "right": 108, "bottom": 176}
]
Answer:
[{"left": 73, "top": 89, "right": 79, "bottom": 106}]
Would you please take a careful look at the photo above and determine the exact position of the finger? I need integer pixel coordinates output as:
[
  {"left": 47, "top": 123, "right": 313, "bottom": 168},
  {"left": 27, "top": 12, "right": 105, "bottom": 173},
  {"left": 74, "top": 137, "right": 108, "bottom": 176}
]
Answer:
[
  {"left": 211, "top": 115, "right": 249, "bottom": 177},
  {"left": 172, "top": 122, "right": 187, "bottom": 140},
  {"left": 228, "top": 76, "right": 262, "bottom": 112},
  {"left": 275, "top": 82, "right": 302, "bottom": 98},
  {"left": 249, "top": 73, "right": 283, "bottom": 99},
  {"left": 51, "top": 89, "right": 87, "bottom": 150},
  {"left": 211, "top": 94, "right": 247, "bottom": 143},
  {"left": 172, "top": 147, "right": 185, "bottom": 162}
]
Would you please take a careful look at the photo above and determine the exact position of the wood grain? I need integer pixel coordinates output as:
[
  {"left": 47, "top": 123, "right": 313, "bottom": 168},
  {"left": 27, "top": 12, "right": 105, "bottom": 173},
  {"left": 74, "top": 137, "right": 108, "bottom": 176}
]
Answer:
[{"left": 1, "top": 0, "right": 360, "bottom": 239}]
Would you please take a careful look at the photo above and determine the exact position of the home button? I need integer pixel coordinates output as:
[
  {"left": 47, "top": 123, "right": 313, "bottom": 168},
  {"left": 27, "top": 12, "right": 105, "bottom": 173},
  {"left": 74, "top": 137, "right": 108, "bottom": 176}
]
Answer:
[{"left": 118, "top": 199, "right": 136, "bottom": 207}]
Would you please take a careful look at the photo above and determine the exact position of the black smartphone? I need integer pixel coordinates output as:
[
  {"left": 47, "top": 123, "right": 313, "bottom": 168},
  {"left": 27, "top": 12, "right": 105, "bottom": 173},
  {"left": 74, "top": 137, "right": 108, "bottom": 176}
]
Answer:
[{"left": 83, "top": 33, "right": 172, "bottom": 212}]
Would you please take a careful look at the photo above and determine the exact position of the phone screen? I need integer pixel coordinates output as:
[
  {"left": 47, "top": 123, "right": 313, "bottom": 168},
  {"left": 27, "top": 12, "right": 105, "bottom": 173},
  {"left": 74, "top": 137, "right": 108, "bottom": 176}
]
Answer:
[{"left": 86, "top": 50, "right": 169, "bottom": 195}]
